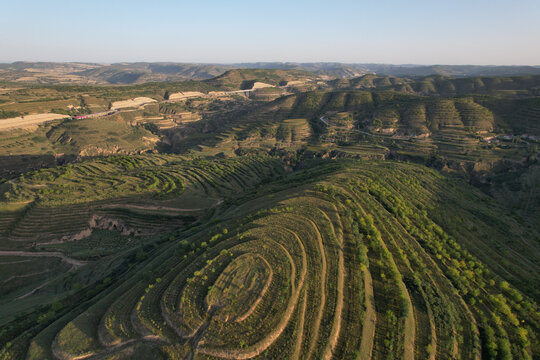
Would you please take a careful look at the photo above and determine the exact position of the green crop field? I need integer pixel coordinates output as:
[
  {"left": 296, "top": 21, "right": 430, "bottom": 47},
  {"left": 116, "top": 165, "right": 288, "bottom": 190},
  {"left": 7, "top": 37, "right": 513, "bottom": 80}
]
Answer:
[{"left": 0, "top": 69, "right": 539, "bottom": 360}]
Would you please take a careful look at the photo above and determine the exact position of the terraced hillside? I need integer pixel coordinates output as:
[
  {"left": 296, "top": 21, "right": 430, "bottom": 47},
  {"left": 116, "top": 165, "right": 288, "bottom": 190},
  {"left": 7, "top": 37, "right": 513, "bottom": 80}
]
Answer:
[
  {"left": 0, "top": 71, "right": 539, "bottom": 360},
  {"left": 163, "top": 88, "right": 538, "bottom": 168},
  {"left": 329, "top": 74, "right": 540, "bottom": 97},
  {"left": 0, "top": 159, "right": 538, "bottom": 359},
  {"left": 0, "top": 155, "right": 285, "bottom": 243}
]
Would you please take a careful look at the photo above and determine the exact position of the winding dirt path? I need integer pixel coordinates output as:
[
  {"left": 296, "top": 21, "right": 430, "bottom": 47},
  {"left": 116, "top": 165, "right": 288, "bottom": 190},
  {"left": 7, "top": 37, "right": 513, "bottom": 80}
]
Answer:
[
  {"left": 358, "top": 269, "right": 376, "bottom": 360},
  {"left": 292, "top": 287, "right": 308, "bottom": 360},
  {"left": 0, "top": 259, "right": 32, "bottom": 265},
  {"left": 1, "top": 270, "right": 49, "bottom": 283},
  {"left": 305, "top": 218, "right": 328, "bottom": 359},
  {"left": 0, "top": 251, "right": 87, "bottom": 300},
  {"left": 321, "top": 208, "right": 345, "bottom": 360},
  {"left": 63, "top": 335, "right": 165, "bottom": 360},
  {"left": 101, "top": 199, "right": 223, "bottom": 213},
  {"left": 400, "top": 282, "right": 416, "bottom": 360},
  {"left": 0, "top": 251, "right": 86, "bottom": 266}
]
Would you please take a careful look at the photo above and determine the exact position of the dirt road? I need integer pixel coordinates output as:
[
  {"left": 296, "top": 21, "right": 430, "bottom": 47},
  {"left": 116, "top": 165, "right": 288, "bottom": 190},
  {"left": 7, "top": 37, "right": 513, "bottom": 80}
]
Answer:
[{"left": 0, "top": 251, "right": 86, "bottom": 266}]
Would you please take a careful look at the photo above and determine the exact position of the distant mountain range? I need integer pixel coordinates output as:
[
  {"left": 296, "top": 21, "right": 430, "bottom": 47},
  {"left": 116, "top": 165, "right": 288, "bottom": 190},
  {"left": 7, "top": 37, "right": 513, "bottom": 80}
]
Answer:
[{"left": 0, "top": 61, "right": 539, "bottom": 84}]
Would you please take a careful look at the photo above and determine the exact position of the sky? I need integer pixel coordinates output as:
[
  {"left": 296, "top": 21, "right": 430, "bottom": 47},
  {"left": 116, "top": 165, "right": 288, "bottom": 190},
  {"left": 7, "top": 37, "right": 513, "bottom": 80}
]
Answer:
[{"left": 1, "top": 0, "right": 539, "bottom": 65}]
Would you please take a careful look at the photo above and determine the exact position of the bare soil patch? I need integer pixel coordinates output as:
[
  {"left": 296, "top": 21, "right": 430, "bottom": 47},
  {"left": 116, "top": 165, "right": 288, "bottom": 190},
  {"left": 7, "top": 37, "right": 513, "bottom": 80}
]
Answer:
[
  {"left": 0, "top": 113, "right": 67, "bottom": 130},
  {"left": 111, "top": 97, "right": 156, "bottom": 110},
  {"left": 168, "top": 91, "right": 205, "bottom": 101}
]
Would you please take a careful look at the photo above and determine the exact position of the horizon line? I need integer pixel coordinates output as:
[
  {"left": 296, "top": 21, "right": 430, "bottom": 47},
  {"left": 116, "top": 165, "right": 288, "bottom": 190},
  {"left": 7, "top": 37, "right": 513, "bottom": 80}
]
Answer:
[{"left": 1, "top": 60, "right": 540, "bottom": 67}]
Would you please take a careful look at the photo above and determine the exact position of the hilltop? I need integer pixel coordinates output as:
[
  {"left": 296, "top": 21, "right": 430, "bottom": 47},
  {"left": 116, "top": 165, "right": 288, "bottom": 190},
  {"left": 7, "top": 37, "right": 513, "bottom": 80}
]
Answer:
[{"left": 204, "top": 68, "right": 321, "bottom": 90}]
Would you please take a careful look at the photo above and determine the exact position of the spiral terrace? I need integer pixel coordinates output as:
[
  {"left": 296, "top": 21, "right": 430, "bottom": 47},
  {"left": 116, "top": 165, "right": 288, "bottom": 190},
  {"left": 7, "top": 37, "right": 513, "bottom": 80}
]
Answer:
[{"left": 0, "top": 158, "right": 532, "bottom": 359}]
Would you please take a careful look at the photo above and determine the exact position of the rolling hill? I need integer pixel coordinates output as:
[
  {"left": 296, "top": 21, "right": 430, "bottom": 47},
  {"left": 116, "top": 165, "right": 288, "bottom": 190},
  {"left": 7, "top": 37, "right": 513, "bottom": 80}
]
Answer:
[{"left": 2, "top": 62, "right": 540, "bottom": 85}]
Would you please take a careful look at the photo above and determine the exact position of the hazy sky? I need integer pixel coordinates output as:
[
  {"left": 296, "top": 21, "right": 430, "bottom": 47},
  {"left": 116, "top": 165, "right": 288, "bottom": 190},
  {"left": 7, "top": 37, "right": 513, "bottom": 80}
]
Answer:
[{"left": 1, "top": 0, "right": 539, "bottom": 65}]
